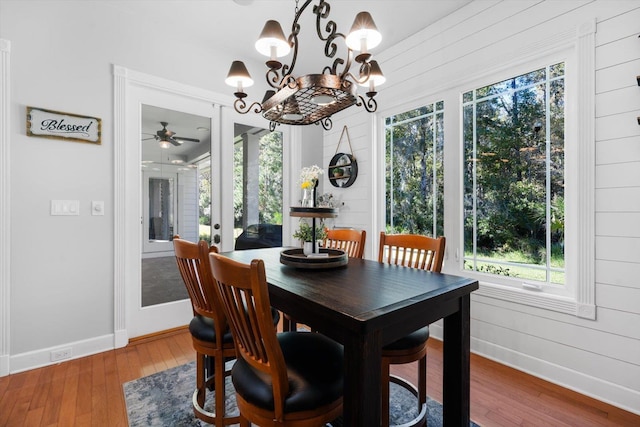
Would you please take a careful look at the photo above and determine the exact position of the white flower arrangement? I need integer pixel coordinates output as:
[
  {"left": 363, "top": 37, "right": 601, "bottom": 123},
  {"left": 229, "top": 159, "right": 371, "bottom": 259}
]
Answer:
[{"left": 299, "top": 164, "right": 324, "bottom": 189}]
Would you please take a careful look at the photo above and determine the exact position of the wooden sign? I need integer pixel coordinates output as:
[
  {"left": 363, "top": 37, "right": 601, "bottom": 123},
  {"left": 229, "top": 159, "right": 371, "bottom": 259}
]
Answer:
[{"left": 26, "top": 106, "right": 101, "bottom": 144}]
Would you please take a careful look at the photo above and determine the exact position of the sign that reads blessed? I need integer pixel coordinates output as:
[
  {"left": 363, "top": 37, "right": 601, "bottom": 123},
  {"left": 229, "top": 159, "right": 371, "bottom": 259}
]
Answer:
[{"left": 27, "top": 107, "right": 102, "bottom": 144}]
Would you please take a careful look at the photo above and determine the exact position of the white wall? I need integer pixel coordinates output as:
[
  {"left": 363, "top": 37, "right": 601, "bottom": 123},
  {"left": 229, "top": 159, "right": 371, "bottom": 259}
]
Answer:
[
  {"left": 326, "top": 0, "right": 640, "bottom": 415},
  {"left": 0, "top": 0, "right": 261, "bottom": 366},
  {"left": 1, "top": 0, "right": 638, "bottom": 416}
]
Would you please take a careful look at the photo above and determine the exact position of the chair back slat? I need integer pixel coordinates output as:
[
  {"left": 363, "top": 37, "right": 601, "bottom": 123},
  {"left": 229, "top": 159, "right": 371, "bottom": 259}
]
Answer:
[
  {"left": 324, "top": 228, "right": 366, "bottom": 258},
  {"left": 173, "top": 237, "right": 228, "bottom": 332},
  {"left": 209, "top": 253, "right": 290, "bottom": 415},
  {"left": 378, "top": 232, "right": 445, "bottom": 273}
]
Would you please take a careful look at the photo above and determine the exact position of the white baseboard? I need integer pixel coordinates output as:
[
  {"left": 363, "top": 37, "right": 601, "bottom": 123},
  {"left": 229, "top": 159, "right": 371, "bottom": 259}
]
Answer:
[
  {"left": 9, "top": 334, "right": 115, "bottom": 374},
  {"left": 429, "top": 323, "right": 640, "bottom": 416}
]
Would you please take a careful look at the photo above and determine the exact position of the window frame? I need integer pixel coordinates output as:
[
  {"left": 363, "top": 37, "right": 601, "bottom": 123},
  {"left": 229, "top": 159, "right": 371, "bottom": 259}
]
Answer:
[
  {"left": 375, "top": 20, "right": 596, "bottom": 320},
  {"left": 452, "top": 23, "right": 596, "bottom": 319}
]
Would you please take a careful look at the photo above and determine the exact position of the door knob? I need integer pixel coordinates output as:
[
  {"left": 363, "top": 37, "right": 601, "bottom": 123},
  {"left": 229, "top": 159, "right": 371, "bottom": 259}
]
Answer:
[{"left": 213, "top": 223, "right": 221, "bottom": 230}]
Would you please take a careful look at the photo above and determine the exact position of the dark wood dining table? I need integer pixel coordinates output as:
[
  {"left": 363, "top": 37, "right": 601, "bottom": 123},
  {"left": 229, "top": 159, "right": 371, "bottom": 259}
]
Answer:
[{"left": 222, "top": 247, "right": 479, "bottom": 426}]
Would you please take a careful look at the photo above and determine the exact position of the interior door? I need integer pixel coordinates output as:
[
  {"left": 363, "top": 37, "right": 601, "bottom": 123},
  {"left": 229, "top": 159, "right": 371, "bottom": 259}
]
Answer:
[{"left": 127, "top": 86, "right": 226, "bottom": 338}]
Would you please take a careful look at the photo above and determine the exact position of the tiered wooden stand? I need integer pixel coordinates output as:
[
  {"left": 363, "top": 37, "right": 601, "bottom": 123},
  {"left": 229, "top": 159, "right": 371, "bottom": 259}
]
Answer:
[{"left": 282, "top": 206, "right": 347, "bottom": 268}]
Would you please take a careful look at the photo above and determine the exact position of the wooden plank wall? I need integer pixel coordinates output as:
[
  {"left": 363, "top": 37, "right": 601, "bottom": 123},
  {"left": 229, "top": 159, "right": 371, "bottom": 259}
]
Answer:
[{"left": 326, "top": 0, "right": 640, "bottom": 415}]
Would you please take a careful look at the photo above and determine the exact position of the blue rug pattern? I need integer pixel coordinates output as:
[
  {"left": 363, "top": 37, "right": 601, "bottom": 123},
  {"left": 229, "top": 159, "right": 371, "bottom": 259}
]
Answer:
[{"left": 123, "top": 361, "right": 478, "bottom": 426}]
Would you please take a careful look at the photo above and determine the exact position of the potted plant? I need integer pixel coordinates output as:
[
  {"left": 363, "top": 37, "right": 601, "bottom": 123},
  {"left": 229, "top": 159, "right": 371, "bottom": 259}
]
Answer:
[
  {"left": 293, "top": 221, "right": 327, "bottom": 254},
  {"left": 332, "top": 167, "right": 344, "bottom": 178}
]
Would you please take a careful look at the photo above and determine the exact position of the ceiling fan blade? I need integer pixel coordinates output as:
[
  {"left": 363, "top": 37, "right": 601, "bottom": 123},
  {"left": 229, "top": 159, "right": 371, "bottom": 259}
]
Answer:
[
  {"left": 141, "top": 137, "right": 156, "bottom": 141},
  {"left": 173, "top": 137, "right": 200, "bottom": 143},
  {"left": 169, "top": 138, "right": 182, "bottom": 146}
]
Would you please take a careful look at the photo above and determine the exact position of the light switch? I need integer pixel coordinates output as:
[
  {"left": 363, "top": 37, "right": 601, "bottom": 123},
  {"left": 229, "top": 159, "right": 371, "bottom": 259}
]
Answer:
[
  {"left": 51, "top": 200, "right": 80, "bottom": 216},
  {"left": 92, "top": 201, "right": 105, "bottom": 216}
]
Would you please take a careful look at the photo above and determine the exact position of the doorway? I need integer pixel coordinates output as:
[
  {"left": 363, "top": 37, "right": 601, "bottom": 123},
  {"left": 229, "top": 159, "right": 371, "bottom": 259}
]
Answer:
[
  {"left": 119, "top": 74, "right": 228, "bottom": 339},
  {"left": 114, "top": 66, "right": 294, "bottom": 344}
]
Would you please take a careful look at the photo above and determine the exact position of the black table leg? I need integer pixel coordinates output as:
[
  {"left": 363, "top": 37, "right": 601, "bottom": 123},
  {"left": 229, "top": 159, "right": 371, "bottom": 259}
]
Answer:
[
  {"left": 343, "top": 330, "right": 382, "bottom": 426},
  {"left": 443, "top": 294, "right": 471, "bottom": 425}
]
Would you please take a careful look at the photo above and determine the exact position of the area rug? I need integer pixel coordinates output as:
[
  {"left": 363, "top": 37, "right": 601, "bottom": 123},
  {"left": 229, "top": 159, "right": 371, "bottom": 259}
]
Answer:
[{"left": 123, "top": 361, "right": 479, "bottom": 426}]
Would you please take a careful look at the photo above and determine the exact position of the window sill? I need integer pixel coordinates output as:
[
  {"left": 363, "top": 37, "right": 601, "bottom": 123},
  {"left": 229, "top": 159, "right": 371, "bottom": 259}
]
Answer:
[{"left": 473, "top": 280, "right": 596, "bottom": 320}]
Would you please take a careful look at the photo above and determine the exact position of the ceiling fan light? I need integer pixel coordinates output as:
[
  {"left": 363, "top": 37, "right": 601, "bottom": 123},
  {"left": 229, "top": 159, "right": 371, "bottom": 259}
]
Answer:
[
  {"left": 158, "top": 139, "right": 172, "bottom": 149},
  {"left": 225, "top": 60, "right": 254, "bottom": 89},
  {"left": 345, "top": 12, "right": 382, "bottom": 52},
  {"left": 255, "top": 20, "right": 291, "bottom": 58}
]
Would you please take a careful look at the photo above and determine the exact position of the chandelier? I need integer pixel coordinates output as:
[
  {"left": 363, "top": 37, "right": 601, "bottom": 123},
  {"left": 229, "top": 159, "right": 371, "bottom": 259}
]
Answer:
[{"left": 225, "top": 0, "right": 385, "bottom": 131}]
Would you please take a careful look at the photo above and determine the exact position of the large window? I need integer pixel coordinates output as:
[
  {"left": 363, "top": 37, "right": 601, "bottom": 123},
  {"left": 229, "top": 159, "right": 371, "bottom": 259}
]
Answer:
[
  {"left": 462, "top": 63, "right": 565, "bottom": 285},
  {"left": 385, "top": 102, "right": 444, "bottom": 237}
]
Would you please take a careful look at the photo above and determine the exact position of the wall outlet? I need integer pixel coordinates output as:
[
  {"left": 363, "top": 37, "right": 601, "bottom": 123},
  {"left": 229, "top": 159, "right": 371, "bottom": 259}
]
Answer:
[{"left": 50, "top": 347, "right": 72, "bottom": 362}]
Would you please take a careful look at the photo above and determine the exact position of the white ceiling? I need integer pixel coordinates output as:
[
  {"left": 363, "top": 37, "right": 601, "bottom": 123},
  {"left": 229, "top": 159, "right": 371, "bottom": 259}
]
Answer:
[{"left": 133, "top": 0, "right": 473, "bottom": 162}]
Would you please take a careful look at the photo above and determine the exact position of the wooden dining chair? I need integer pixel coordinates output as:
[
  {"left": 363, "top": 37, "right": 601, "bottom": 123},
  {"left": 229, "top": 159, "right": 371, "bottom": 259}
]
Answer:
[
  {"left": 377, "top": 231, "right": 446, "bottom": 427},
  {"left": 209, "top": 252, "right": 344, "bottom": 427},
  {"left": 323, "top": 228, "right": 366, "bottom": 258},
  {"left": 173, "top": 237, "right": 239, "bottom": 426},
  {"left": 174, "top": 237, "right": 281, "bottom": 426},
  {"left": 282, "top": 228, "right": 367, "bottom": 332}
]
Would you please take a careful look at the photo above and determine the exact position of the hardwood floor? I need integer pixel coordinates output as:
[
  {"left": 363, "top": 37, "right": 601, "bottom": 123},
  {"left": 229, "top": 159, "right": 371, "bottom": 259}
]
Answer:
[{"left": 1, "top": 328, "right": 638, "bottom": 426}]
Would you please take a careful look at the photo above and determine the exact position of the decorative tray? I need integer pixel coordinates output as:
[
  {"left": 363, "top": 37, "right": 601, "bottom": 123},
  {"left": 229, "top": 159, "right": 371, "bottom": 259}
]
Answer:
[
  {"left": 289, "top": 207, "right": 339, "bottom": 218},
  {"left": 280, "top": 248, "right": 348, "bottom": 269}
]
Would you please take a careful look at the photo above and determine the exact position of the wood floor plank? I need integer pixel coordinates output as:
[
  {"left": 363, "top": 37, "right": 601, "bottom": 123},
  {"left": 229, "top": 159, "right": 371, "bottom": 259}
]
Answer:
[
  {"left": 104, "top": 350, "right": 127, "bottom": 427},
  {"left": 23, "top": 406, "right": 44, "bottom": 427},
  {"left": 1, "top": 329, "right": 639, "bottom": 426},
  {"left": 75, "top": 357, "right": 93, "bottom": 418},
  {"left": 57, "top": 360, "right": 80, "bottom": 426},
  {"left": 134, "top": 340, "right": 157, "bottom": 377},
  {"left": 123, "top": 346, "right": 144, "bottom": 380}
]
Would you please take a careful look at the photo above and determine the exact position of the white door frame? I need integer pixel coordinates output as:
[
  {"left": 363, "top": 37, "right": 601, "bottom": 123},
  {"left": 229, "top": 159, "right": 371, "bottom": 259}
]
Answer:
[{"left": 113, "top": 65, "right": 234, "bottom": 344}]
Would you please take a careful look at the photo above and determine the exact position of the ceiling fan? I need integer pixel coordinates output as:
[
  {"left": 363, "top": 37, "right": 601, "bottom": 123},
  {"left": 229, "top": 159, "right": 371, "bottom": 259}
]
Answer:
[{"left": 142, "top": 121, "right": 200, "bottom": 148}]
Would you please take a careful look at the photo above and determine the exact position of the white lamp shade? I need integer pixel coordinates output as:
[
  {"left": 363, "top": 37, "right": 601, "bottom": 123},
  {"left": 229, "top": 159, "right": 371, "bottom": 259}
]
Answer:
[
  {"left": 225, "top": 61, "right": 254, "bottom": 88},
  {"left": 255, "top": 20, "right": 291, "bottom": 57},
  {"left": 345, "top": 12, "right": 382, "bottom": 52}
]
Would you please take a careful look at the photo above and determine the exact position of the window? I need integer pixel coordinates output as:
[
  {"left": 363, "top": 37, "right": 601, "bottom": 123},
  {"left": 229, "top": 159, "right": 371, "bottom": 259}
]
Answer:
[
  {"left": 376, "top": 23, "right": 595, "bottom": 318},
  {"left": 462, "top": 63, "right": 565, "bottom": 285},
  {"left": 233, "top": 124, "right": 283, "bottom": 248},
  {"left": 385, "top": 102, "right": 444, "bottom": 237}
]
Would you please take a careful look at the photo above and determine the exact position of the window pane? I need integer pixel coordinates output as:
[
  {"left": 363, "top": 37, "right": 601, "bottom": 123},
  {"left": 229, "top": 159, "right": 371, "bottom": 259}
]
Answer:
[
  {"left": 233, "top": 125, "right": 283, "bottom": 249},
  {"left": 385, "top": 103, "right": 444, "bottom": 237},
  {"left": 463, "top": 64, "right": 565, "bottom": 284}
]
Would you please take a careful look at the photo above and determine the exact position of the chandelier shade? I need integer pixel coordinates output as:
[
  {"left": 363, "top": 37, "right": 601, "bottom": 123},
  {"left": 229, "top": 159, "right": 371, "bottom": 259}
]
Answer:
[
  {"left": 345, "top": 11, "right": 382, "bottom": 54},
  {"left": 225, "top": 0, "right": 385, "bottom": 131},
  {"left": 360, "top": 60, "right": 386, "bottom": 90},
  {"left": 225, "top": 60, "right": 254, "bottom": 96},
  {"left": 255, "top": 20, "right": 291, "bottom": 59}
]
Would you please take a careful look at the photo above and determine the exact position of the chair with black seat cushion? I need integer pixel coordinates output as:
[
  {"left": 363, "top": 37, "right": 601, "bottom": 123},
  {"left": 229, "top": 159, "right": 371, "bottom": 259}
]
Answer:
[
  {"left": 174, "top": 237, "right": 281, "bottom": 426},
  {"left": 209, "top": 252, "right": 344, "bottom": 427},
  {"left": 282, "top": 228, "right": 367, "bottom": 332},
  {"left": 378, "top": 231, "right": 446, "bottom": 427},
  {"left": 173, "top": 237, "right": 238, "bottom": 426}
]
